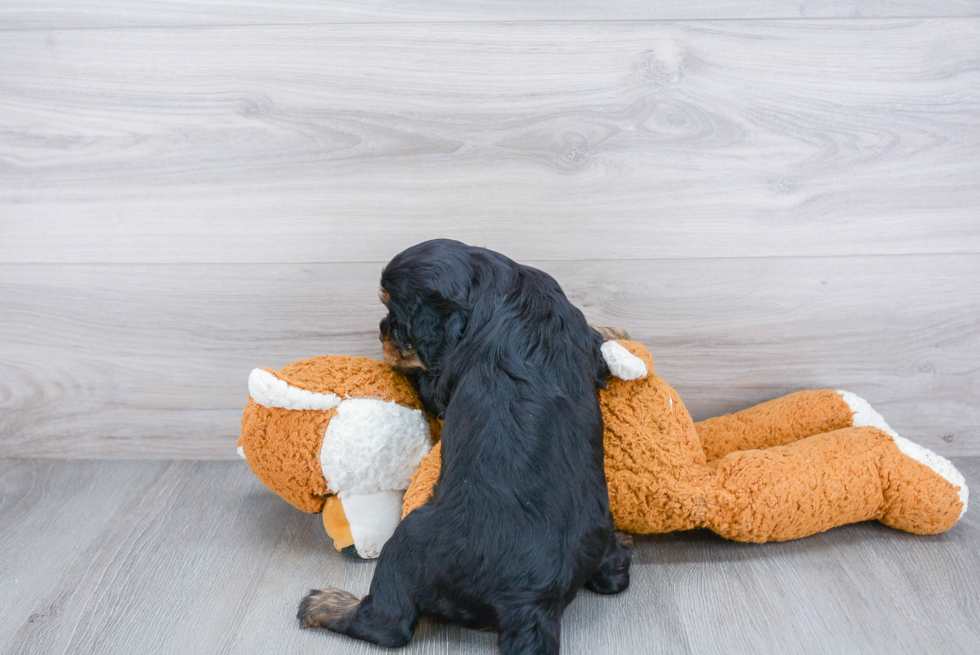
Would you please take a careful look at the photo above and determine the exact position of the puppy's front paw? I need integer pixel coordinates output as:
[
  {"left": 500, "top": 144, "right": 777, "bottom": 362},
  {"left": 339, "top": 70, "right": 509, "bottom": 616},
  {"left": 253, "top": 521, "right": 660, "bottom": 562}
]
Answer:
[{"left": 298, "top": 588, "right": 360, "bottom": 629}]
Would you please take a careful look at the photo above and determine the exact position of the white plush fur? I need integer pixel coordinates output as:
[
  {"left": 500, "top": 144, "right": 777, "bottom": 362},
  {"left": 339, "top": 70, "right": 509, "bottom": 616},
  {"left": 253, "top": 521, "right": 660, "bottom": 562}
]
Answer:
[
  {"left": 247, "top": 368, "right": 341, "bottom": 411},
  {"left": 320, "top": 398, "right": 433, "bottom": 496},
  {"left": 236, "top": 446, "right": 246, "bottom": 460},
  {"left": 601, "top": 341, "right": 648, "bottom": 380},
  {"left": 838, "top": 390, "right": 968, "bottom": 518},
  {"left": 339, "top": 490, "right": 406, "bottom": 559}
]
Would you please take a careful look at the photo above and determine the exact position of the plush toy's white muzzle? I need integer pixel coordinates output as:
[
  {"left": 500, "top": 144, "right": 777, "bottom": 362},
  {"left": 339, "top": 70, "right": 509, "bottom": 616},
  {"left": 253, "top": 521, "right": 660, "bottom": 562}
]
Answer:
[{"left": 319, "top": 398, "right": 432, "bottom": 558}]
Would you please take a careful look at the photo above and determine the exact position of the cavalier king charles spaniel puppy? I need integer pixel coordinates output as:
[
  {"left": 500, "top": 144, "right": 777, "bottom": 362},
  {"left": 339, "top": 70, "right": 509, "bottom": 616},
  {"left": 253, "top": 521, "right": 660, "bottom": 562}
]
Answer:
[{"left": 299, "top": 239, "right": 632, "bottom": 655}]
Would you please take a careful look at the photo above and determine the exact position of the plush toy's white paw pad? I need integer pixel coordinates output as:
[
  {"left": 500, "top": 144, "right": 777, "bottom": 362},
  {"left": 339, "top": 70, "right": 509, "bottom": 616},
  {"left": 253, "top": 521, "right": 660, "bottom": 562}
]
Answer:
[
  {"left": 248, "top": 368, "right": 342, "bottom": 411},
  {"left": 601, "top": 341, "right": 648, "bottom": 381},
  {"left": 236, "top": 445, "right": 246, "bottom": 460},
  {"left": 339, "top": 490, "right": 405, "bottom": 559},
  {"left": 838, "top": 390, "right": 969, "bottom": 519},
  {"left": 320, "top": 398, "right": 433, "bottom": 496}
]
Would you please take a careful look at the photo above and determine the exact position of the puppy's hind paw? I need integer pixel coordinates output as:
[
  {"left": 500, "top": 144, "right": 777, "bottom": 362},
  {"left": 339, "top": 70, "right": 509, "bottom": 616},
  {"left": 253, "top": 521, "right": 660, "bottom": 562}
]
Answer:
[{"left": 298, "top": 587, "right": 360, "bottom": 629}]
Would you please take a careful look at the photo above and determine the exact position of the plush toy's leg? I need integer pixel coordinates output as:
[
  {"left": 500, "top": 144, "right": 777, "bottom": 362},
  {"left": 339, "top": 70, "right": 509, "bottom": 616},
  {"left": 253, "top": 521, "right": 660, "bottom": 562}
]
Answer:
[
  {"left": 834, "top": 391, "right": 969, "bottom": 531},
  {"left": 695, "top": 389, "right": 856, "bottom": 461},
  {"left": 706, "top": 426, "right": 967, "bottom": 542},
  {"left": 321, "top": 495, "right": 357, "bottom": 556}
]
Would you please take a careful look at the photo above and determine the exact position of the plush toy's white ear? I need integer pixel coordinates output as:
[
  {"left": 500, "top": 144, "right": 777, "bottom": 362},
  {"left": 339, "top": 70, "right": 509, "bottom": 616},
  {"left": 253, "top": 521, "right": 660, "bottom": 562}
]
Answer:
[
  {"left": 247, "top": 368, "right": 342, "bottom": 411},
  {"left": 601, "top": 341, "right": 648, "bottom": 380}
]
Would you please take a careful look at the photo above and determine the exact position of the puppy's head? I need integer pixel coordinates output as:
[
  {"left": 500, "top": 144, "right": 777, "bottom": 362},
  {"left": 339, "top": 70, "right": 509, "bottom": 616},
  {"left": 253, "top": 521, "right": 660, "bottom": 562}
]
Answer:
[{"left": 379, "top": 239, "right": 476, "bottom": 377}]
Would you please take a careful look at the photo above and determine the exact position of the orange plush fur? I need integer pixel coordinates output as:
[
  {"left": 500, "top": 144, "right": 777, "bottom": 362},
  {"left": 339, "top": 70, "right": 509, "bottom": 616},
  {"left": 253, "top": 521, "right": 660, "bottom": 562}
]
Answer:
[{"left": 403, "top": 341, "right": 966, "bottom": 541}]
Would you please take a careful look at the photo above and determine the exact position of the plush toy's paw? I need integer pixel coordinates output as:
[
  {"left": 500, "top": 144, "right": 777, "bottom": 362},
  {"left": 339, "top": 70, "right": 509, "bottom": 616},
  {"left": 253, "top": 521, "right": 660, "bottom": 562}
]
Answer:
[{"left": 838, "top": 391, "right": 968, "bottom": 532}]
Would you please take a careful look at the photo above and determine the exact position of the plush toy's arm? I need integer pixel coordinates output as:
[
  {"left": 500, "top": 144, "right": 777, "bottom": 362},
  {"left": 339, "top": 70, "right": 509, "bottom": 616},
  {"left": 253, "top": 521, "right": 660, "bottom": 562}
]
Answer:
[
  {"left": 695, "top": 390, "right": 854, "bottom": 462},
  {"left": 402, "top": 441, "right": 442, "bottom": 518}
]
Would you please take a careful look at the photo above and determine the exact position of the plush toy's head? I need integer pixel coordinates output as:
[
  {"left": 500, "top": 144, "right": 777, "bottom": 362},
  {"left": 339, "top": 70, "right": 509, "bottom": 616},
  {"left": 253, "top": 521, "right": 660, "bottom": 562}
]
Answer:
[{"left": 238, "top": 355, "right": 438, "bottom": 558}]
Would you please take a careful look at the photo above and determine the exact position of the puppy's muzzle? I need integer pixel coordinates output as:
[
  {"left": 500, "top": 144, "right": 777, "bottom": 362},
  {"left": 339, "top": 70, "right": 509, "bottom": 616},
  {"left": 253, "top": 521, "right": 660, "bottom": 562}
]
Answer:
[{"left": 382, "top": 337, "right": 426, "bottom": 372}]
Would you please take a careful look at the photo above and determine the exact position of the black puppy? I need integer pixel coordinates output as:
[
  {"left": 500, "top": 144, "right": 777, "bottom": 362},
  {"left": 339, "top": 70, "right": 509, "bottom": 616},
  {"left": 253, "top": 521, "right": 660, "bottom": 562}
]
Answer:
[{"left": 298, "top": 239, "right": 632, "bottom": 654}]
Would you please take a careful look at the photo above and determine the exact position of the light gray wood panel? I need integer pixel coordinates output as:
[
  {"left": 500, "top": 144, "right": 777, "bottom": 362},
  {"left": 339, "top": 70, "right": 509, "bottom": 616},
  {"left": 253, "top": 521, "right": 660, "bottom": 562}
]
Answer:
[
  {"left": 1, "top": 20, "right": 978, "bottom": 264},
  {"left": 0, "top": 460, "right": 164, "bottom": 648},
  {"left": 0, "top": 262, "right": 390, "bottom": 459},
  {"left": 2, "top": 1, "right": 979, "bottom": 29},
  {"left": 1, "top": 254, "right": 977, "bottom": 459},
  {"left": 2, "top": 458, "right": 978, "bottom": 653}
]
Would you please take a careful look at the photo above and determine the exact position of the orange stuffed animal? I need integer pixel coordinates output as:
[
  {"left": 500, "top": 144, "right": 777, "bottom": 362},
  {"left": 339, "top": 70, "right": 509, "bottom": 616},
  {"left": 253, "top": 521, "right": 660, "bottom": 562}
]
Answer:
[
  {"left": 240, "top": 341, "right": 967, "bottom": 559},
  {"left": 404, "top": 340, "right": 968, "bottom": 542}
]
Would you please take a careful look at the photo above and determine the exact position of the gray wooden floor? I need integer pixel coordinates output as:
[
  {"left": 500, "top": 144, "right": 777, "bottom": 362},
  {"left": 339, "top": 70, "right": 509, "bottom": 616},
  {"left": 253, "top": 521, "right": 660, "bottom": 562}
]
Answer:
[{"left": 2, "top": 457, "right": 978, "bottom": 654}]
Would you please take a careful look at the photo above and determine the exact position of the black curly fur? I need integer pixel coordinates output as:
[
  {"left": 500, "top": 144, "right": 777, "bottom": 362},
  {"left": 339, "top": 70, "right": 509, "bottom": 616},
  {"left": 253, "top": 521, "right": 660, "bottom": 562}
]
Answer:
[{"left": 300, "top": 239, "right": 631, "bottom": 655}]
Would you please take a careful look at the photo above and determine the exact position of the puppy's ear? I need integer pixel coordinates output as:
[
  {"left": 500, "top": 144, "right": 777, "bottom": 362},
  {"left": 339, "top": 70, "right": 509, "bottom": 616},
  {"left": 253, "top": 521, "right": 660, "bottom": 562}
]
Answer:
[
  {"left": 592, "top": 330, "right": 610, "bottom": 389},
  {"left": 410, "top": 290, "right": 469, "bottom": 371}
]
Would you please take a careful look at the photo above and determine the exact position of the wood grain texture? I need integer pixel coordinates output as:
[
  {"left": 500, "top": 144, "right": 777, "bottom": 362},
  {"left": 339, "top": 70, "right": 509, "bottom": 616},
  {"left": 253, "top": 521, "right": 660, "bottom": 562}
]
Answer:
[
  {"left": 2, "top": 458, "right": 978, "bottom": 653},
  {"left": 1, "top": 254, "right": 977, "bottom": 458},
  {"left": 1, "top": 19, "right": 978, "bottom": 264},
  {"left": 3, "top": 1, "right": 979, "bottom": 30},
  {"left": 0, "top": 460, "right": 163, "bottom": 648}
]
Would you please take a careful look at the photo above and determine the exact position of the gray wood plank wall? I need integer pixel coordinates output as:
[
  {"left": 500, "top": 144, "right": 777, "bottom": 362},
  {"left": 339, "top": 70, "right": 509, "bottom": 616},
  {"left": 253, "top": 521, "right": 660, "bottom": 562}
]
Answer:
[
  {"left": 3, "top": 2, "right": 980, "bottom": 29},
  {"left": 1, "top": 4, "right": 978, "bottom": 458}
]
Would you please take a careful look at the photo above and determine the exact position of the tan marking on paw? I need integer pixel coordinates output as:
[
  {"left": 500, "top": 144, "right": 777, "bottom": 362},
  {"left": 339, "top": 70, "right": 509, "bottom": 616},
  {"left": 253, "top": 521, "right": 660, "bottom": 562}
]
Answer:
[{"left": 298, "top": 588, "right": 360, "bottom": 629}]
